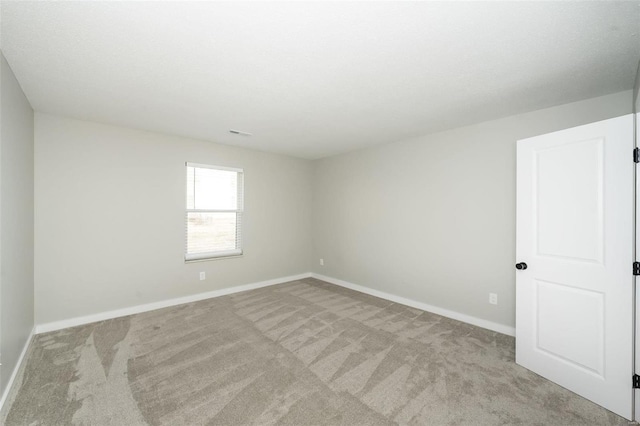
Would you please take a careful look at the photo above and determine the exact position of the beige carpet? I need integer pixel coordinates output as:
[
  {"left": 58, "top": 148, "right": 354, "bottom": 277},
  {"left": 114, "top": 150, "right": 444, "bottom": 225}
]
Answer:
[{"left": 1, "top": 278, "right": 627, "bottom": 425}]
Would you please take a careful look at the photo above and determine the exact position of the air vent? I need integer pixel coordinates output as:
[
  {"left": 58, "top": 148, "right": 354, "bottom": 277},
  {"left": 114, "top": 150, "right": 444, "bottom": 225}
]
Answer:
[{"left": 229, "top": 129, "right": 253, "bottom": 137}]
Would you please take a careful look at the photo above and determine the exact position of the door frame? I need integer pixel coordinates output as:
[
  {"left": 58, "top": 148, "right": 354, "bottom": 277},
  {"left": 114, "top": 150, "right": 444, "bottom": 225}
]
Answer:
[{"left": 634, "top": 111, "right": 639, "bottom": 421}]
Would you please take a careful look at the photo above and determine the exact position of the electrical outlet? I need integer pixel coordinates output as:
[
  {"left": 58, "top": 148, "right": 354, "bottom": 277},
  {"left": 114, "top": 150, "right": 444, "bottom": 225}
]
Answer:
[
  {"left": 320, "top": 258, "right": 324, "bottom": 266},
  {"left": 489, "top": 293, "right": 498, "bottom": 305},
  {"left": 199, "top": 272, "right": 206, "bottom": 281}
]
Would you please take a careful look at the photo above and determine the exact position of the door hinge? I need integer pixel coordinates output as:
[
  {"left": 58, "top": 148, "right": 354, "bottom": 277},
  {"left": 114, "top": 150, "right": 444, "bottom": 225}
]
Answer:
[
  {"left": 634, "top": 147, "right": 639, "bottom": 163},
  {"left": 633, "top": 374, "right": 640, "bottom": 388},
  {"left": 634, "top": 262, "right": 640, "bottom": 276}
]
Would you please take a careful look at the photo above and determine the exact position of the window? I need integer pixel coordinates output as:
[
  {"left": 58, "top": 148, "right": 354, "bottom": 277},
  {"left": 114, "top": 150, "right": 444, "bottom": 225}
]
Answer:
[{"left": 185, "top": 163, "right": 244, "bottom": 261}]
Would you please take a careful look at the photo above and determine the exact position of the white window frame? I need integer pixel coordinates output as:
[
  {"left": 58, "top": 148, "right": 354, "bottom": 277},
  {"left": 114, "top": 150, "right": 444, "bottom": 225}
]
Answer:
[{"left": 185, "top": 162, "right": 244, "bottom": 261}]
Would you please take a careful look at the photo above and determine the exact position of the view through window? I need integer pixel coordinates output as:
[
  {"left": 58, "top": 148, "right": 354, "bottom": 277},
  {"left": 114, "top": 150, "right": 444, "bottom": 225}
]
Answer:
[{"left": 185, "top": 163, "right": 243, "bottom": 260}]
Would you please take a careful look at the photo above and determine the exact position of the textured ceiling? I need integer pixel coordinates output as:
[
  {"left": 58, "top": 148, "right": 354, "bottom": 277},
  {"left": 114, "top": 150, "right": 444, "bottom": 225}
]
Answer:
[{"left": 2, "top": 1, "right": 639, "bottom": 159}]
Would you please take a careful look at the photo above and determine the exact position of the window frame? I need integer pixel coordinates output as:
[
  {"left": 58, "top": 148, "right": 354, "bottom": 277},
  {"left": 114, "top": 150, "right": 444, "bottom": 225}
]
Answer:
[{"left": 185, "top": 162, "right": 244, "bottom": 262}]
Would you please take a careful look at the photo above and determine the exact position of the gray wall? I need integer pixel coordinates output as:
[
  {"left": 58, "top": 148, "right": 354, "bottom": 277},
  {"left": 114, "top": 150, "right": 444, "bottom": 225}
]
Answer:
[
  {"left": 34, "top": 114, "right": 313, "bottom": 325},
  {"left": 312, "top": 90, "right": 633, "bottom": 329},
  {"left": 0, "top": 54, "right": 34, "bottom": 393}
]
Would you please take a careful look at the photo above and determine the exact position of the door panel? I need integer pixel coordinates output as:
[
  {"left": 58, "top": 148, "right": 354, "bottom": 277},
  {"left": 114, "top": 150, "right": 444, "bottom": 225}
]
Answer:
[
  {"left": 535, "top": 279, "right": 604, "bottom": 375},
  {"left": 516, "top": 114, "right": 634, "bottom": 420},
  {"left": 535, "top": 138, "right": 603, "bottom": 262}
]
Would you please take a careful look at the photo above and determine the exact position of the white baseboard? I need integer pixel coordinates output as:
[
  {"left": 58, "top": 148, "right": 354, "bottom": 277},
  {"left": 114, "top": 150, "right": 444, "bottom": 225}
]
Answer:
[
  {"left": 35, "top": 271, "right": 514, "bottom": 337},
  {"left": 311, "top": 273, "right": 515, "bottom": 337},
  {"left": 0, "top": 326, "right": 35, "bottom": 413},
  {"left": 35, "top": 273, "right": 312, "bottom": 334}
]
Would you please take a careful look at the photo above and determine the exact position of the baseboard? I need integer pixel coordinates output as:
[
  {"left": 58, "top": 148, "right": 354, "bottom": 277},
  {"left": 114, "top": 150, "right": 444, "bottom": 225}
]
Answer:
[
  {"left": 35, "top": 273, "right": 312, "bottom": 334},
  {"left": 0, "top": 326, "right": 35, "bottom": 413},
  {"left": 311, "top": 273, "right": 515, "bottom": 337},
  {"left": 35, "top": 271, "right": 515, "bottom": 337}
]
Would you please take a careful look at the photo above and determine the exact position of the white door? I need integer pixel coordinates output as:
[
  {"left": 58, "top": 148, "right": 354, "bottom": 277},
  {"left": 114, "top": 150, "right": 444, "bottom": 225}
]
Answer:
[{"left": 516, "top": 114, "right": 634, "bottom": 420}]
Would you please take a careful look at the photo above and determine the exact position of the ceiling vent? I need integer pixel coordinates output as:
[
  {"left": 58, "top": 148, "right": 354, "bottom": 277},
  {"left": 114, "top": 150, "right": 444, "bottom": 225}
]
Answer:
[{"left": 229, "top": 129, "right": 253, "bottom": 136}]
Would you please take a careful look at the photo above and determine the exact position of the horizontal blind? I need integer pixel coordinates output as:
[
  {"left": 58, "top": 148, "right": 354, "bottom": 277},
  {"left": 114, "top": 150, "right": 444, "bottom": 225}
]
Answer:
[{"left": 186, "top": 163, "right": 243, "bottom": 260}]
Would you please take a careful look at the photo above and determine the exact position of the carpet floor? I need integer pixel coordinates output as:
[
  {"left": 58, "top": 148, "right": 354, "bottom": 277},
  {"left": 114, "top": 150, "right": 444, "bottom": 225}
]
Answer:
[{"left": 0, "top": 278, "right": 627, "bottom": 425}]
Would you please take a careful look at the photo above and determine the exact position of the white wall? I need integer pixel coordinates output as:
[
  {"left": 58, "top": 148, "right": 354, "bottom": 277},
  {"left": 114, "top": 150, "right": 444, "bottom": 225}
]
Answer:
[
  {"left": 0, "top": 54, "right": 34, "bottom": 393},
  {"left": 312, "top": 90, "right": 633, "bottom": 329},
  {"left": 35, "top": 114, "right": 312, "bottom": 325},
  {"left": 29, "top": 88, "right": 639, "bottom": 331}
]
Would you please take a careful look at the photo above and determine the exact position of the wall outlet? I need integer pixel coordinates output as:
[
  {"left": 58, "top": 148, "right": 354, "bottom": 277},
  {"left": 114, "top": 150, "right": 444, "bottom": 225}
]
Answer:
[
  {"left": 320, "top": 258, "right": 324, "bottom": 266},
  {"left": 489, "top": 293, "right": 498, "bottom": 305},
  {"left": 199, "top": 272, "right": 206, "bottom": 281}
]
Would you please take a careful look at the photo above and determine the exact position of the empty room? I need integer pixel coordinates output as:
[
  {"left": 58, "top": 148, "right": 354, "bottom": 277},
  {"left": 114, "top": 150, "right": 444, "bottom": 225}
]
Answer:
[{"left": 1, "top": 1, "right": 640, "bottom": 425}]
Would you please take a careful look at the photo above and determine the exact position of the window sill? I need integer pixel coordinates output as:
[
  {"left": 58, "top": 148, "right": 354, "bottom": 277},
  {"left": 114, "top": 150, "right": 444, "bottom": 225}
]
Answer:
[{"left": 185, "top": 250, "right": 243, "bottom": 263}]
